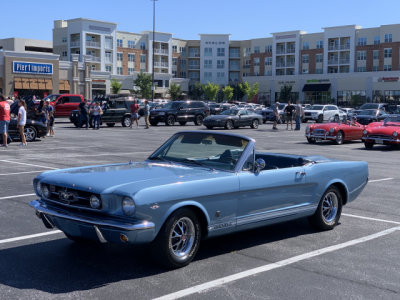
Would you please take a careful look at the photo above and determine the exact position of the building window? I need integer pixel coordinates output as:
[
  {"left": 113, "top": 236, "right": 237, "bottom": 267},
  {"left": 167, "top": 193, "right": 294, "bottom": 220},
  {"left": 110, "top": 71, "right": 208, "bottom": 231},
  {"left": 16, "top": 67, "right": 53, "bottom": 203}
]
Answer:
[
  {"left": 128, "top": 67, "right": 135, "bottom": 74},
  {"left": 384, "top": 64, "right": 392, "bottom": 71},
  {"left": 357, "top": 51, "right": 366, "bottom": 60},
  {"left": 140, "top": 42, "right": 146, "bottom": 50},
  {"left": 117, "top": 39, "right": 123, "bottom": 47},
  {"left": 172, "top": 45, "right": 177, "bottom": 53},
  {"left": 117, "top": 53, "right": 123, "bottom": 61},
  {"left": 357, "top": 66, "right": 367, "bottom": 72},
  {"left": 384, "top": 48, "right": 392, "bottom": 58},
  {"left": 105, "top": 36, "right": 113, "bottom": 49},
  {"left": 316, "top": 40, "right": 323, "bottom": 49},
  {"left": 62, "top": 51, "right": 67, "bottom": 57},
  {"left": 384, "top": 34, "right": 392, "bottom": 43},
  {"left": 172, "top": 70, "right": 177, "bottom": 77},
  {"left": 128, "top": 53, "right": 135, "bottom": 62},
  {"left": 179, "top": 47, "right": 186, "bottom": 54},
  {"left": 105, "top": 65, "right": 112, "bottom": 72},
  {"left": 372, "top": 65, "right": 379, "bottom": 72},
  {"left": 217, "top": 72, "right": 225, "bottom": 79},
  {"left": 140, "top": 68, "right": 145, "bottom": 72},
  {"left": 252, "top": 57, "right": 259, "bottom": 66},
  {"left": 172, "top": 58, "right": 177, "bottom": 66},
  {"left": 204, "top": 72, "right": 212, "bottom": 81},
  {"left": 229, "top": 48, "right": 240, "bottom": 58},
  {"left": 373, "top": 50, "right": 379, "bottom": 60},
  {"left": 316, "top": 53, "right": 323, "bottom": 63},
  {"left": 140, "top": 55, "right": 146, "bottom": 63},
  {"left": 374, "top": 36, "right": 380, "bottom": 45},
  {"left": 105, "top": 52, "right": 112, "bottom": 63},
  {"left": 180, "top": 59, "right": 186, "bottom": 66},
  {"left": 180, "top": 71, "right": 186, "bottom": 77},
  {"left": 316, "top": 68, "right": 323, "bottom": 74},
  {"left": 217, "top": 48, "right": 225, "bottom": 56},
  {"left": 254, "top": 46, "right": 260, "bottom": 53},
  {"left": 265, "top": 45, "right": 272, "bottom": 52},
  {"left": 265, "top": 57, "right": 272, "bottom": 66},
  {"left": 128, "top": 40, "right": 135, "bottom": 48},
  {"left": 264, "top": 70, "right": 272, "bottom": 76},
  {"left": 204, "top": 47, "right": 212, "bottom": 56},
  {"left": 217, "top": 60, "right": 225, "bottom": 69},
  {"left": 117, "top": 67, "right": 123, "bottom": 75},
  {"left": 302, "top": 54, "right": 309, "bottom": 63},
  {"left": 62, "top": 37, "right": 67, "bottom": 43},
  {"left": 302, "top": 68, "right": 309, "bottom": 74},
  {"left": 204, "top": 59, "right": 212, "bottom": 69},
  {"left": 357, "top": 37, "right": 367, "bottom": 46},
  {"left": 302, "top": 42, "right": 309, "bottom": 50}
]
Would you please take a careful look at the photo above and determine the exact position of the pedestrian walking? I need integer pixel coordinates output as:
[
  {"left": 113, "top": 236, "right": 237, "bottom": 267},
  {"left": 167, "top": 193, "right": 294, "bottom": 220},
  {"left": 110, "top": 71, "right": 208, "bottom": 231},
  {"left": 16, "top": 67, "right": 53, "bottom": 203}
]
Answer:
[
  {"left": 272, "top": 102, "right": 280, "bottom": 130},
  {"left": 130, "top": 100, "right": 140, "bottom": 128},
  {"left": 0, "top": 95, "right": 11, "bottom": 147},
  {"left": 284, "top": 101, "right": 295, "bottom": 130},
  {"left": 17, "top": 99, "right": 27, "bottom": 146},
  {"left": 78, "top": 99, "right": 89, "bottom": 129},
  {"left": 46, "top": 101, "right": 55, "bottom": 136},
  {"left": 91, "top": 102, "right": 102, "bottom": 130},
  {"left": 294, "top": 100, "right": 303, "bottom": 130},
  {"left": 144, "top": 100, "right": 150, "bottom": 129}
]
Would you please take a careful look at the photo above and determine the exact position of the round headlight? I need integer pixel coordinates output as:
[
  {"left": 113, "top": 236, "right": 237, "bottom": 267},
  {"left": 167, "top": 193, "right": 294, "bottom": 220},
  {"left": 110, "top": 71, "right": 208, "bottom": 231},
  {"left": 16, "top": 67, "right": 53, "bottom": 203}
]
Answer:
[
  {"left": 393, "top": 131, "right": 398, "bottom": 137},
  {"left": 90, "top": 195, "right": 101, "bottom": 209},
  {"left": 122, "top": 197, "right": 135, "bottom": 216},
  {"left": 36, "top": 181, "right": 42, "bottom": 196},
  {"left": 363, "top": 130, "right": 368, "bottom": 135},
  {"left": 42, "top": 184, "right": 50, "bottom": 198},
  {"left": 329, "top": 128, "right": 334, "bottom": 133}
]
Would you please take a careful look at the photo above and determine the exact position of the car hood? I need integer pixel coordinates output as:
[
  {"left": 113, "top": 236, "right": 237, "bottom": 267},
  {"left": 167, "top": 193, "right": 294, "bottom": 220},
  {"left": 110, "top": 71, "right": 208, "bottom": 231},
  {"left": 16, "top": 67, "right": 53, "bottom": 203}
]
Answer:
[
  {"left": 36, "top": 162, "right": 230, "bottom": 195},
  {"left": 366, "top": 124, "right": 400, "bottom": 133},
  {"left": 310, "top": 123, "right": 339, "bottom": 130}
]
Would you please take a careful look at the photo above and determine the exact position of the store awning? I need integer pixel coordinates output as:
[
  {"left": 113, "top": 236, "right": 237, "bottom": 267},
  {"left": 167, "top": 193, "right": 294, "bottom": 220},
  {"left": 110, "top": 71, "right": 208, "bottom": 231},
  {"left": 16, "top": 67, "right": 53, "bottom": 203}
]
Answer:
[
  {"left": 29, "top": 78, "right": 38, "bottom": 89},
  {"left": 22, "top": 78, "right": 30, "bottom": 89},
  {"left": 38, "top": 78, "right": 46, "bottom": 90},
  {"left": 302, "top": 83, "right": 331, "bottom": 92},
  {"left": 44, "top": 78, "right": 53, "bottom": 90},
  {"left": 14, "top": 77, "right": 22, "bottom": 89},
  {"left": 59, "top": 80, "right": 70, "bottom": 91}
]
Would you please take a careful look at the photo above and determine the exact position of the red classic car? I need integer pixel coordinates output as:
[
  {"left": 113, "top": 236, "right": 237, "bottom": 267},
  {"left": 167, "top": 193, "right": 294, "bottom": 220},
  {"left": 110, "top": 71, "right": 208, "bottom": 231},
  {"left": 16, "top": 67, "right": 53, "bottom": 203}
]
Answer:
[
  {"left": 305, "top": 119, "right": 365, "bottom": 145},
  {"left": 362, "top": 115, "right": 400, "bottom": 149}
]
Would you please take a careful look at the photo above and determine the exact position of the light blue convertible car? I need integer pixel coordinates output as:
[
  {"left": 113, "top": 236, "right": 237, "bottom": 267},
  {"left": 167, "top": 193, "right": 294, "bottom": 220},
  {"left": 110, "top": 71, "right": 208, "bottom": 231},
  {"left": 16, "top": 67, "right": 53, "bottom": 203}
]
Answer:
[{"left": 30, "top": 131, "right": 368, "bottom": 268}]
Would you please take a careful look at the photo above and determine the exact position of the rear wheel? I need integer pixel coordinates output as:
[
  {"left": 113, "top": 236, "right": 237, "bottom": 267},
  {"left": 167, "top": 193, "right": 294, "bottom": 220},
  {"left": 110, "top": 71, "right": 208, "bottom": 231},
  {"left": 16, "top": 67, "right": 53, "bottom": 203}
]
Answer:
[
  {"left": 24, "top": 126, "right": 37, "bottom": 142},
  {"left": 364, "top": 142, "right": 374, "bottom": 149},
  {"left": 165, "top": 115, "right": 175, "bottom": 126},
  {"left": 225, "top": 120, "right": 234, "bottom": 130},
  {"left": 251, "top": 119, "right": 259, "bottom": 129},
  {"left": 335, "top": 131, "right": 344, "bottom": 145},
  {"left": 308, "top": 186, "right": 342, "bottom": 230},
  {"left": 194, "top": 115, "right": 204, "bottom": 126}
]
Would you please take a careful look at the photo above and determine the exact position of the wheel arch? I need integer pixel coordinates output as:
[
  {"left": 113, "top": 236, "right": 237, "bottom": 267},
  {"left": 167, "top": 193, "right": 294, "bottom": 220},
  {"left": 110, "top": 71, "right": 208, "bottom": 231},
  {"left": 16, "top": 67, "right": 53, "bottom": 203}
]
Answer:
[{"left": 325, "top": 180, "right": 349, "bottom": 205}]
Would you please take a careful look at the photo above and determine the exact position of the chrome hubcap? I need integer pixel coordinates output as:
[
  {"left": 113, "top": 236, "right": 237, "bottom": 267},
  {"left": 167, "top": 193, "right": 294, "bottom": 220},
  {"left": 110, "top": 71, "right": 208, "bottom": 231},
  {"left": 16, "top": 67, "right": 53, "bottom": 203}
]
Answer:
[
  {"left": 322, "top": 192, "right": 338, "bottom": 223},
  {"left": 124, "top": 118, "right": 131, "bottom": 126},
  {"left": 253, "top": 120, "right": 258, "bottom": 128},
  {"left": 24, "top": 127, "right": 35, "bottom": 142},
  {"left": 169, "top": 217, "right": 195, "bottom": 260}
]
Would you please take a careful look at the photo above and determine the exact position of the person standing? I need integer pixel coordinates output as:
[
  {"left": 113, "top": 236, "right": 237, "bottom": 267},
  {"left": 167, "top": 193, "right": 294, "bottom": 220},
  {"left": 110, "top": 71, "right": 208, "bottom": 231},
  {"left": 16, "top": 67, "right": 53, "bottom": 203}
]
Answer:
[
  {"left": 0, "top": 95, "right": 11, "bottom": 147},
  {"left": 17, "top": 99, "right": 27, "bottom": 146},
  {"left": 78, "top": 99, "right": 89, "bottom": 129},
  {"left": 284, "top": 101, "right": 295, "bottom": 130},
  {"left": 91, "top": 102, "right": 102, "bottom": 130},
  {"left": 144, "top": 100, "right": 150, "bottom": 129},
  {"left": 272, "top": 102, "right": 280, "bottom": 130},
  {"left": 46, "top": 101, "right": 55, "bottom": 136},
  {"left": 294, "top": 100, "right": 303, "bottom": 130},
  {"left": 130, "top": 100, "right": 140, "bottom": 128}
]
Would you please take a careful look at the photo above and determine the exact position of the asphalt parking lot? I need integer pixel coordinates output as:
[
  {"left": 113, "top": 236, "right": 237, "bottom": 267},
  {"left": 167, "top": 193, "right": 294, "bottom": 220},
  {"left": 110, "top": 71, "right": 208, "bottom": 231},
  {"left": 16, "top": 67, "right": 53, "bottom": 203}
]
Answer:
[{"left": 0, "top": 118, "right": 399, "bottom": 300}]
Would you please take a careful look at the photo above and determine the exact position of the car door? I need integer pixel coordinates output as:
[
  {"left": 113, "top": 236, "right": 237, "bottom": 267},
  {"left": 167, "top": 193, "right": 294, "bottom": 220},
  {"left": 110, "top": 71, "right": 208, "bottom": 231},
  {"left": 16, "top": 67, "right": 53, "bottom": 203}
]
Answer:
[
  {"left": 176, "top": 102, "right": 188, "bottom": 121},
  {"left": 101, "top": 101, "right": 116, "bottom": 122},
  {"left": 55, "top": 96, "right": 69, "bottom": 116},
  {"left": 237, "top": 163, "right": 312, "bottom": 230},
  {"left": 238, "top": 110, "right": 248, "bottom": 127}
]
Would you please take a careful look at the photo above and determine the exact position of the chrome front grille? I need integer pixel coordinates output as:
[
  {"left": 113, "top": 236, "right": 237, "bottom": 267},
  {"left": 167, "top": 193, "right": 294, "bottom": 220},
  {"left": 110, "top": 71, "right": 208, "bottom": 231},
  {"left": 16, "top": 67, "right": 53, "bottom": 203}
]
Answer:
[
  {"left": 313, "top": 129, "right": 326, "bottom": 135},
  {"left": 42, "top": 184, "right": 99, "bottom": 209},
  {"left": 368, "top": 134, "right": 393, "bottom": 140}
]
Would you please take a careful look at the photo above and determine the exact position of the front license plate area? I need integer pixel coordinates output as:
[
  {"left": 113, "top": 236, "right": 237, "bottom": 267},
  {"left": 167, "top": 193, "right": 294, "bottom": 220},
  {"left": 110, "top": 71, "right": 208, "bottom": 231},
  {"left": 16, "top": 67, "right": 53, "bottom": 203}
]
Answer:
[{"left": 376, "top": 140, "right": 383, "bottom": 144}]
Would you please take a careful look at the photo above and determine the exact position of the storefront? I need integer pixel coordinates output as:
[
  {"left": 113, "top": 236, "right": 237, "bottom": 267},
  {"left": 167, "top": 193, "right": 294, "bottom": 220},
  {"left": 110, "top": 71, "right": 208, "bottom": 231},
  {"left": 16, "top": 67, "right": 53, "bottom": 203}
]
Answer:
[
  {"left": 373, "top": 77, "right": 400, "bottom": 103},
  {"left": 302, "top": 79, "right": 331, "bottom": 104}
]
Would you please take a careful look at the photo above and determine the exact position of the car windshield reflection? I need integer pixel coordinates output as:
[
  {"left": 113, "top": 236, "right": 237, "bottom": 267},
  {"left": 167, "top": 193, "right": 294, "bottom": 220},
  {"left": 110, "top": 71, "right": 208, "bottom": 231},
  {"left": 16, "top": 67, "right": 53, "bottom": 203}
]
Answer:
[
  {"left": 220, "top": 109, "right": 239, "bottom": 116},
  {"left": 149, "top": 132, "right": 250, "bottom": 171},
  {"left": 383, "top": 115, "right": 400, "bottom": 126}
]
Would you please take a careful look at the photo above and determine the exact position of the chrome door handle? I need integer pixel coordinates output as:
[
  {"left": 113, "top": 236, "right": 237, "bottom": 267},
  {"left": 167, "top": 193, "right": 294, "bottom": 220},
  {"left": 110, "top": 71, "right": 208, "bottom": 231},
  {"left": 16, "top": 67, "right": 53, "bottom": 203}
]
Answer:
[{"left": 296, "top": 171, "right": 306, "bottom": 176}]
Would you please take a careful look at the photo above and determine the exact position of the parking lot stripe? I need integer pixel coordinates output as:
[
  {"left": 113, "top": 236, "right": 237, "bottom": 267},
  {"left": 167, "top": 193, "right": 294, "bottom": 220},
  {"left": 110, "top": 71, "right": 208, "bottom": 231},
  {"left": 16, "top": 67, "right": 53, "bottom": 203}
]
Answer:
[
  {"left": 0, "top": 160, "right": 58, "bottom": 170},
  {"left": 0, "top": 230, "right": 62, "bottom": 245},
  {"left": 153, "top": 226, "right": 400, "bottom": 300},
  {"left": 368, "top": 178, "right": 393, "bottom": 183},
  {"left": 343, "top": 213, "right": 400, "bottom": 225},
  {"left": 0, "top": 170, "right": 46, "bottom": 176},
  {"left": 0, "top": 193, "right": 35, "bottom": 200}
]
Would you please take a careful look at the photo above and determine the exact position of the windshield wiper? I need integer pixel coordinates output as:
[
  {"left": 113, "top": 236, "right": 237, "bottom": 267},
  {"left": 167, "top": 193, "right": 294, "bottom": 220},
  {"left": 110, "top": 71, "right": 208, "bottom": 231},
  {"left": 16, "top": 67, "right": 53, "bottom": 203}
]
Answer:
[{"left": 180, "top": 159, "right": 215, "bottom": 170}]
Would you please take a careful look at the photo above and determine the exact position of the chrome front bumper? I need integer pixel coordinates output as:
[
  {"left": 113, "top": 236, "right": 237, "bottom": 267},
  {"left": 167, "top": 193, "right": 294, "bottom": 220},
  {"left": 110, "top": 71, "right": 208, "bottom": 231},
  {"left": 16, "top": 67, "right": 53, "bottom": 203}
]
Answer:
[
  {"left": 362, "top": 137, "right": 400, "bottom": 143},
  {"left": 305, "top": 133, "right": 336, "bottom": 140}
]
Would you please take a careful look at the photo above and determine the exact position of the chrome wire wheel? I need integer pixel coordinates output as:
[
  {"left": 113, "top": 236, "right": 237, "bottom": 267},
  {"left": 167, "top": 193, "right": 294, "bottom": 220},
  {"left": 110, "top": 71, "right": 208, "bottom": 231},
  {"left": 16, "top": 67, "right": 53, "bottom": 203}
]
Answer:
[
  {"left": 335, "top": 131, "right": 344, "bottom": 145},
  {"left": 322, "top": 192, "right": 338, "bottom": 223},
  {"left": 169, "top": 217, "right": 195, "bottom": 261},
  {"left": 24, "top": 126, "right": 37, "bottom": 142}
]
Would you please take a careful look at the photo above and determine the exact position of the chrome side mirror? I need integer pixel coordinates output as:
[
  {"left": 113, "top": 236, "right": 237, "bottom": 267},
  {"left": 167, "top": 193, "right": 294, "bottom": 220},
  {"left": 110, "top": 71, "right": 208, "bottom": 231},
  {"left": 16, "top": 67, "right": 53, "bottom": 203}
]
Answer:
[{"left": 254, "top": 158, "right": 265, "bottom": 174}]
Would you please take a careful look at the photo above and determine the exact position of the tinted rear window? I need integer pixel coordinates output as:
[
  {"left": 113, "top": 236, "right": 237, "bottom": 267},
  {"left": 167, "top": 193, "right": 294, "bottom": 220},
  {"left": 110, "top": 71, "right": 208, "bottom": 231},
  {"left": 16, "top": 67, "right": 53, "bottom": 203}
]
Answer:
[{"left": 70, "top": 96, "right": 82, "bottom": 103}]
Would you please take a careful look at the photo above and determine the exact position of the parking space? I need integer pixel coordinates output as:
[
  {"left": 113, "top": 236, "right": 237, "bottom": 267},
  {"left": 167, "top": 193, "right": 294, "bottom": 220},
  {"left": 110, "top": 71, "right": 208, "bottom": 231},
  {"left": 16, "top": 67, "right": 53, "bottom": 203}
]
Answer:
[{"left": 0, "top": 118, "right": 399, "bottom": 299}]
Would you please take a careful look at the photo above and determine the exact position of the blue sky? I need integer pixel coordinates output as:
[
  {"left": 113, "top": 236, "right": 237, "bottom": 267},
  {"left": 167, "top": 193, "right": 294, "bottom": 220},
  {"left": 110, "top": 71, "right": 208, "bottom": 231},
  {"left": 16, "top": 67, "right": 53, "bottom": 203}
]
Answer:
[{"left": 1, "top": 0, "right": 400, "bottom": 41}]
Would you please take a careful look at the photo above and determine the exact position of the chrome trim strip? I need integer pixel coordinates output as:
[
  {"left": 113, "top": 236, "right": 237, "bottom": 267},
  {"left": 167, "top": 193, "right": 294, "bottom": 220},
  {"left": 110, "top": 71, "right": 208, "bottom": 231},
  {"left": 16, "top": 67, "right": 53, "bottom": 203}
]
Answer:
[
  {"left": 30, "top": 200, "right": 155, "bottom": 231},
  {"left": 306, "top": 134, "right": 336, "bottom": 139},
  {"left": 236, "top": 204, "right": 317, "bottom": 226}
]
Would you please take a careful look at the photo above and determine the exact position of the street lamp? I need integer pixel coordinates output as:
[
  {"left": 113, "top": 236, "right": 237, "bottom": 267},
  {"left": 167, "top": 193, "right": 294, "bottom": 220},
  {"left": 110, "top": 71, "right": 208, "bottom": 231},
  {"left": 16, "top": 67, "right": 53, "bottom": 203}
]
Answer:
[{"left": 151, "top": 0, "right": 157, "bottom": 102}]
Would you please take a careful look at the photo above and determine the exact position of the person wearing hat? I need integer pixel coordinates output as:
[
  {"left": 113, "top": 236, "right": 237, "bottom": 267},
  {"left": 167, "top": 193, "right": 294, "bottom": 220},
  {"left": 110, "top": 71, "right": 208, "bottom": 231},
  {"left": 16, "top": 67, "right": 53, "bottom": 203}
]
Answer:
[{"left": 272, "top": 101, "right": 280, "bottom": 130}]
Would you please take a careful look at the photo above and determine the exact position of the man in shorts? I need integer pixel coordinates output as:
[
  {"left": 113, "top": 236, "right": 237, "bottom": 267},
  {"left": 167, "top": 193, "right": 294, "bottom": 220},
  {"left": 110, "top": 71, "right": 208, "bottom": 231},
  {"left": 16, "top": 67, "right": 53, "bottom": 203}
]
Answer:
[
  {"left": 284, "top": 101, "right": 295, "bottom": 130},
  {"left": 0, "top": 95, "right": 11, "bottom": 147},
  {"left": 130, "top": 100, "right": 140, "bottom": 128}
]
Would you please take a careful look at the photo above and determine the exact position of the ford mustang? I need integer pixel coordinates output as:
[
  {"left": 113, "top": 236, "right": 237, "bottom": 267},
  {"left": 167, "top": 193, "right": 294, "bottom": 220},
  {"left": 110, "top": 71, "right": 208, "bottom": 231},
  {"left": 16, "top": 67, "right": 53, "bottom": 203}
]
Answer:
[
  {"left": 30, "top": 131, "right": 368, "bottom": 268},
  {"left": 362, "top": 115, "right": 400, "bottom": 149}
]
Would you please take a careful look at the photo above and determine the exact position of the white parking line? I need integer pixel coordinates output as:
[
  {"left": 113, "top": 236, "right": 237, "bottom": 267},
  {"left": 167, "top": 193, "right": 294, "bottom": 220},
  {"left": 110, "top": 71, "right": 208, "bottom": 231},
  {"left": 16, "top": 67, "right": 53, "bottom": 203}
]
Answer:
[
  {"left": 0, "top": 160, "right": 58, "bottom": 170},
  {"left": 0, "top": 193, "right": 35, "bottom": 200},
  {"left": 0, "top": 170, "right": 46, "bottom": 176},
  {"left": 368, "top": 178, "right": 393, "bottom": 183},
  {"left": 343, "top": 213, "right": 400, "bottom": 225},
  {"left": 0, "top": 230, "right": 62, "bottom": 245},
  {"left": 153, "top": 226, "right": 400, "bottom": 300}
]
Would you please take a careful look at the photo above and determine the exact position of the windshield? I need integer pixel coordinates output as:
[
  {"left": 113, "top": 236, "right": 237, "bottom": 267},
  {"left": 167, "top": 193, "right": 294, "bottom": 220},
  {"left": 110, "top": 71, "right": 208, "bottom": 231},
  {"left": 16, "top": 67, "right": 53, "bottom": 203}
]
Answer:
[
  {"left": 278, "top": 104, "right": 286, "bottom": 110},
  {"left": 358, "top": 110, "right": 377, "bottom": 116},
  {"left": 149, "top": 132, "right": 249, "bottom": 171},
  {"left": 220, "top": 109, "right": 239, "bottom": 116},
  {"left": 162, "top": 102, "right": 182, "bottom": 109},
  {"left": 43, "top": 94, "right": 60, "bottom": 102},
  {"left": 308, "top": 105, "right": 324, "bottom": 110},
  {"left": 360, "top": 103, "right": 379, "bottom": 110},
  {"left": 383, "top": 115, "right": 400, "bottom": 126}
]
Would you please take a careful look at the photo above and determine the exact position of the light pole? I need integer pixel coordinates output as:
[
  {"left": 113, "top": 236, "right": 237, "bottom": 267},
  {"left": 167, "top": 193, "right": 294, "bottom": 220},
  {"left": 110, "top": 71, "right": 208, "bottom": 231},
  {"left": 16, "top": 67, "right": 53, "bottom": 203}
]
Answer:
[{"left": 151, "top": 0, "right": 157, "bottom": 102}]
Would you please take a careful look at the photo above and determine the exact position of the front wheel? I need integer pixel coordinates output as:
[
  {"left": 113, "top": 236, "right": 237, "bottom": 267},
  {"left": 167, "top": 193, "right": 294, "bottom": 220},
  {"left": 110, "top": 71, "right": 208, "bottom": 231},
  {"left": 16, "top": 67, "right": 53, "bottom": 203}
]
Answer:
[
  {"left": 165, "top": 115, "right": 175, "bottom": 126},
  {"left": 225, "top": 120, "right": 234, "bottom": 130},
  {"left": 122, "top": 116, "right": 131, "bottom": 127},
  {"left": 152, "top": 208, "right": 201, "bottom": 269},
  {"left": 335, "top": 131, "right": 344, "bottom": 145},
  {"left": 24, "top": 126, "right": 37, "bottom": 142},
  {"left": 308, "top": 186, "right": 343, "bottom": 230},
  {"left": 194, "top": 115, "right": 204, "bottom": 126},
  {"left": 307, "top": 137, "right": 316, "bottom": 144},
  {"left": 364, "top": 142, "right": 374, "bottom": 149},
  {"left": 251, "top": 119, "right": 259, "bottom": 129}
]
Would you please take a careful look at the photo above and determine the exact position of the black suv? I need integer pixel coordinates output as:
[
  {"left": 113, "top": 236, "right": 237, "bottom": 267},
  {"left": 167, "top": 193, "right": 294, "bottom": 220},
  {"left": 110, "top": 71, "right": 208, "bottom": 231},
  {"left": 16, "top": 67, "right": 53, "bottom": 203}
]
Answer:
[
  {"left": 70, "top": 96, "right": 133, "bottom": 128},
  {"left": 150, "top": 100, "right": 210, "bottom": 126}
]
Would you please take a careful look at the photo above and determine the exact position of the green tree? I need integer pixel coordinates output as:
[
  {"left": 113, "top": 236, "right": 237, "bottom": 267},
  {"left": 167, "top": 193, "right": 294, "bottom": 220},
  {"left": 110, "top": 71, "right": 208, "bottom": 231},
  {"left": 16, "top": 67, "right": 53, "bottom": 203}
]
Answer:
[
  {"left": 167, "top": 83, "right": 182, "bottom": 100},
  {"left": 223, "top": 86, "right": 234, "bottom": 102},
  {"left": 248, "top": 82, "right": 259, "bottom": 102},
  {"left": 203, "top": 82, "right": 219, "bottom": 101},
  {"left": 239, "top": 82, "right": 250, "bottom": 101},
  {"left": 110, "top": 78, "right": 122, "bottom": 94},
  {"left": 279, "top": 85, "right": 293, "bottom": 101},
  {"left": 133, "top": 72, "right": 152, "bottom": 99},
  {"left": 189, "top": 82, "right": 204, "bottom": 99},
  {"left": 231, "top": 84, "right": 244, "bottom": 101}
]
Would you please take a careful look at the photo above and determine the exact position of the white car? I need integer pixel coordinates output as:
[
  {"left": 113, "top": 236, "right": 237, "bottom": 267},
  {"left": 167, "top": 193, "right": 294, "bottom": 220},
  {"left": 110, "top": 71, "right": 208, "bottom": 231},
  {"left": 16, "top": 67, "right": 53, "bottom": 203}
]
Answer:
[{"left": 303, "top": 104, "right": 345, "bottom": 123}]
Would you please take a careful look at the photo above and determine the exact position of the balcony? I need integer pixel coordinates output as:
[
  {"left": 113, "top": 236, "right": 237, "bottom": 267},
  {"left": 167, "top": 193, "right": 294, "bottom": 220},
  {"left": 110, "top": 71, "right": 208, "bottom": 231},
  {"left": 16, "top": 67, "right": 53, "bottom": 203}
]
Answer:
[
  {"left": 229, "top": 65, "right": 240, "bottom": 71},
  {"left": 89, "top": 56, "right": 101, "bottom": 62},
  {"left": 340, "top": 58, "right": 350, "bottom": 64},
  {"left": 154, "top": 49, "right": 169, "bottom": 55},
  {"left": 188, "top": 53, "right": 200, "bottom": 58},
  {"left": 276, "top": 49, "right": 286, "bottom": 55},
  {"left": 286, "top": 62, "right": 295, "bottom": 67},
  {"left": 276, "top": 62, "right": 286, "bottom": 67},
  {"left": 86, "top": 41, "right": 100, "bottom": 48},
  {"left": 328, "top": 45, "right": 340, "bottom": 51},
  {"left": 105, "top": 57, "right": 113, "bottom": 64},
  {"left": 229, "top": 53, "right": 240, "bottom": 58},
  {"left": 70, "top": 41, "right": 80, "bottom": 48},
  {"left": 287, "top": 48, "right": 295, "bottom": 54},
  {"left": 328, "top": 59, "right": 339, "bottom": 65},
  {"left": 154, "top": 62, "right": 168, "bottom": 68},
  {"left": 340, "top": 44, "right": 350, "bottom": 50},
  {"left": 188, "top": 65, "right": 200, "bottom": 70}
]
